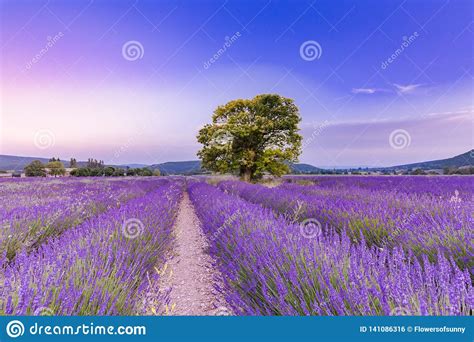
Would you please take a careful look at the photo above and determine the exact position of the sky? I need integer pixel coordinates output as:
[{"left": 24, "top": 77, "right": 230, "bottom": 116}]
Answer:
[{"left": 0, "top": 0, "right": 472, "bottom": 167}]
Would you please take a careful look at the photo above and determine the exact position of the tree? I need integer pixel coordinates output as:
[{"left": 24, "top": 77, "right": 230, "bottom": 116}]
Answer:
[
  {"left": 140, "top": 168, "right": 153, "bottom": 176},
  {"left": 153, "top": 169, "right": 161, "bottom": 176},
  {"left": 126, "top": 168, "right": 138, "bottom": 176},
  {"left": 410, "top": 168, "right": 427, "bottom": 175},
  {"left": 46, "top": 161, "right": 66, "bottom": 177},
  {"left": 112, "top": 168, "right": 125, "bottom": 177},
  {"left": 87, "top": 158, "right": 104, "bottom": 169},
  {"left": 197, "top": 94, "right": 302, "bottom": 181},
  {"left": 104, "top": 167, "right": 115, "bottom": 176},
  {"left": 69, "top": 158, "right": 77, "bottom": 168},
  {"left": 71, "top": 167, "right": 91, "bottom": 177},
  {"left": 24, "top": 160, "right": 46, "bottom": 177}
]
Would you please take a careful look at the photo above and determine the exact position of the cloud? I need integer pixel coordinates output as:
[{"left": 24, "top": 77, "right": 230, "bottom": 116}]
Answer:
[
  {"left": 392, "top": 83, "right": 423, "bottom": 94},
  {"left": 351, "top": 83, "right": 427, "bottom": 95},
  {"left": 351, "top": 88, "right": 379, "bottom": 94},
  {"left": 351, "top": 87, "right": 393, "bottom": 94}
]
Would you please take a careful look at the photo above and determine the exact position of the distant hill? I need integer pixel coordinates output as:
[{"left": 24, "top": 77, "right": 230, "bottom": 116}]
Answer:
[
  {"left": 288, "top": 162, "right": 322, "bottom": 174},
  {"left": 0, "top": 155, "right": 68, "bottom": 171},
  {"left": 387, "top": 150, "right": 473, "bottom": 170},
  {"left": 0, "top": 155, "right": 95, "bottom": 171},
  {"left": 148, "top": 160, "right": 323, "bottom": 175},
  {"left": 117, "top": 163, "right": 148, "bottom": 168},
  {"left": 148, "top": 161, "right": 204, "bottom": 175}
]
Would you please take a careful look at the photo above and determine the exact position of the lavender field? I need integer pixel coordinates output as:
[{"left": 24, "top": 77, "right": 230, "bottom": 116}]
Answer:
[
  {"left": 0, "top": 176, "right": 472, "bottom": 316},
  {"left": 1, "top": 177, "right": 183, "bottom": 315}
]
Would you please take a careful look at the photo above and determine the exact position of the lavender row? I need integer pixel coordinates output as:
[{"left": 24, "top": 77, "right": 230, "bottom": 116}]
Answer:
[
  {"left": 218, "top": 180, "right": 473, "bottom": 270},
  {"left": 189, "top": 182, "right": 473, "bottom": 315},
  {"left": 0, "top": 178, "right": 165, "bottom": 261},
  {"left": 0, "top": 179, "right": 182, "bottom": 315},
  {"left": 282, "top": 175, "right": 474, "bottom": 199},
  {"left": 0, "top": 177, "right": 129, "bottom": 213}
]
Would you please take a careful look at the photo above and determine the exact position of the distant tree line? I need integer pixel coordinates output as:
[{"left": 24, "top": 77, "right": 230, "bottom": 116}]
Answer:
[
  {"left": 25, "top": 159, "right": 66, "bottom": 177},
  {"left": 70, "top": 166, "right": 158, "bottom": 177},
  {"left": 442, "top": 166, "right": 474, "bottom": 175},
  {"left": 23, "top": 157, "right": 160, "bottom": 177}
]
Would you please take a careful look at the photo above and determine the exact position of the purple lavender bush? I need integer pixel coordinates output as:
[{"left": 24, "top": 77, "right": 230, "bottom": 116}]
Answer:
[
  {"left": 0, "top": 178, "right": 165, "bottom": 261},
  {"left": 0, "top": 179, "right": 182, "bottom": 315},
  {"left": 218, "top": 179, "right": 473, "bottom": 271},
  {"left": 189, "top": 182, "right": 473, "bottom": 316}
]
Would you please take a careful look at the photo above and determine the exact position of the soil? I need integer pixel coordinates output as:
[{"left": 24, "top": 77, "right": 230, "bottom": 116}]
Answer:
[{"left": 159, "top": 192, "right": 229, "bottom": 315}]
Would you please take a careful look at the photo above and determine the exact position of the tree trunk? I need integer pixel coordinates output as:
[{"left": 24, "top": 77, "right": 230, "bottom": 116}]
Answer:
[{"left": 241, "top": 167, "right": 252, "bottom": 182}]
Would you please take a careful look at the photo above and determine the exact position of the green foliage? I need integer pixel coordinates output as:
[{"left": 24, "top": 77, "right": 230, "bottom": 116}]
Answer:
[
  {"left": 24, "top": 160, "right": 46, "bottom": 177},
  {"left": 139, "top": 168, "right": 153, "bottom": 176},
  {"left": 71, "top": 167, "right": 114, "bottom": 177},
  {"left": 70, "top": 163, "right": 154, "bottom": 177},
  {"left": 89, "top": 168, "right": 103, "bottom": 177},
  {"left": 197, "top": 94, "right": 302, "bottom": 181},
  {"left": 71, "top": 168, "right": 90, "bottom": 177},
  {"left": 112, "top": 168, "right": 126, "bottom": 177},
  {"left": 104, "top": 167, "right": 115, "bottom": 176},
  {"left": 46, "top": 161, "right": 66, "bottom": 177},
  {"left": 410, "top": 168, "right": 427, "bottom": 175},
  {"left": 126, "top": 167, "right": 152, "bottom": 176},
  {"left": 444, "top": 166, "right": 474, "bottom": 175}
]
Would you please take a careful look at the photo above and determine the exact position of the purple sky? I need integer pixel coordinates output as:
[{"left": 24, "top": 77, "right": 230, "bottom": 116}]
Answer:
[{"left": 0, "top": 0, "right": 472, "bottom": 167}]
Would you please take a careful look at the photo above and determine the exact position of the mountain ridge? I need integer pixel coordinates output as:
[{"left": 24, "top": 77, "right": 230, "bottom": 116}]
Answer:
[{"left": 386, "top": 150, "right": 473, "bottom": 170}]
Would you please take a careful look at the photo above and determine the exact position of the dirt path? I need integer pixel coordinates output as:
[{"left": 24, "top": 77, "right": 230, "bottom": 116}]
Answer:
[{"left": 159, "top": 192, "right": 228, "bottom": 315}]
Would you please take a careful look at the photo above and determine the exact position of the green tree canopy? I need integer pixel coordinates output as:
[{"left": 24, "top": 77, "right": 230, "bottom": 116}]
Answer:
[
  {"left": 139, "top": 168, "right": 153, "bottom": 176},
  {"left": 197, "top": 94, "right": 302, "bottom": 181},
  {"left": 104, "top": 166, "right": 115, "bottom": 176},
  {"left": 24, "top": 160, "right": 46, "bottom": 177},
  {"left": 46, "top": 161, "right": 66, "bottom": 177}
]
